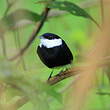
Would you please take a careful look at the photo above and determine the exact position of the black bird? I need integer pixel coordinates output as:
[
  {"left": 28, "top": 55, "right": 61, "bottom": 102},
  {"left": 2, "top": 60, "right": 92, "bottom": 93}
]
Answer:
[{"left": 37, "top": 33, "right": 73, "bottom": 79}]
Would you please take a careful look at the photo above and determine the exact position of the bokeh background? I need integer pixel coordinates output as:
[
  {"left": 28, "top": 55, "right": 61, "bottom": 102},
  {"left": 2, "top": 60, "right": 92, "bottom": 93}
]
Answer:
[{"left": 0, "top": 0, "right": 110, "bottom": 110}]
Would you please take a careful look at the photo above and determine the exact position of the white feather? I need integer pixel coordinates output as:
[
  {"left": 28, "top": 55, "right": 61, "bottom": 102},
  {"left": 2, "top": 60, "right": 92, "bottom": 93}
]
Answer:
[{"left": 39, "top": 38, "right": 62, "bottom": 48}]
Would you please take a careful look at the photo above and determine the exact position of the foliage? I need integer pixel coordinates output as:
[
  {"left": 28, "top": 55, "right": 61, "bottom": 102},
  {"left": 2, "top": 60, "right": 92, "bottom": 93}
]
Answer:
[
  {"left": 0, "top": 0, "right": 110, "bottom": 110},
  {"left": 0, "top": 57, "right": 63, "bottom": 110},
  {"left": 48, "top": 1, "right": 95, "bottom": 21}
]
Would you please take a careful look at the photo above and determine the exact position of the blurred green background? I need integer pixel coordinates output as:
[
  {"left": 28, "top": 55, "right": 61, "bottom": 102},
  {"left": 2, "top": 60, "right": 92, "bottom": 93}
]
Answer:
[{"left": 0, "top": 0, "right": 110, "bottom": 110}]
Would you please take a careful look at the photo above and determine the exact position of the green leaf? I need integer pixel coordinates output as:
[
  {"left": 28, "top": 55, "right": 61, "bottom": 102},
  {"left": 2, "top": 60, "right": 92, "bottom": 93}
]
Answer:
[
  {"left": 48, "top": 1, "right": 101, "bottom": 29},
  {"left": 0, "top": 9, "right": 41, "bottom": 31},
  {"left": 48, "top": 1, "right": 91, "bottom": 18}
]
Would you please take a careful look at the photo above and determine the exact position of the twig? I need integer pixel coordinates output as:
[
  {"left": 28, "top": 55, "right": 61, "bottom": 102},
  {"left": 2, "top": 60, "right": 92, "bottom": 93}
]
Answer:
[
  {"left": 4, "top": 4, "right": 13, "bottom": 16},
  {"left": 47, "top": 67, "right": 81, "bottom": 85},
  {"left": 47, "top": 56, "right": 110, "bottom": 85},
  {"left": 7, "top": 96, "right": 28, "bottom": 110},
  {"left": 89, "top": 16, "right": 102, "bottom": 30},
  {"left": 97, "top": 92, "right": 110, "bottom": 95},
  {"left": 4, "top": 0, "right": 16, "bottom": 16},
  {"left": 9, "top": 7, "right": 50, "bottom": 61},
  {"left": 0, "top": 35, "right": 7, "bottom": 58},
  {"left": 13, "top": 30, "right": 27, "bottom": 70},
  {"left": 8, "top": 0, "right": 101, "bottom": 61},
  {"left": 0, "top": 0, "right": 15, "bottom": 59},
  {"left": 100, "top": 0, "right": 104, "bottom": 25}
]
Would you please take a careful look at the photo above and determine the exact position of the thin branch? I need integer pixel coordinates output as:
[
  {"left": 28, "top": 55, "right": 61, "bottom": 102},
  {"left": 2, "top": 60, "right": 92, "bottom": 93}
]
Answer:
[
  {"left": 9, "top": 7, "right": 50, "bottom": 61},
  {"left": 6, "top": 56, "right": 110, "bottom": 110},
  {"left": 89, "top": 16, "right": 102, "bottom": 30},
  {"left": 13, "top": 30, "right": 27, "bottom": 70},
  {"left": 4, "top": 4, "right": 12, "bottom": 16},
  {"left": 4, "top": 0, "right": 16, "bottom": 16},
  {"left": 0, "top": 0, "right": 15, "bottom": 59},
  {"left": 97, "top": 92, "right": 110, "bottom": 95},
  {"left": 47, "top": 67, "right": 81, "bottom": 85},
  {"left": 100, "top": 0, "right": 104, "bottom": 25},
  {"left": 47, "top": 56, "right": 110, "bottom": 85},
  {"left": 7, "top": 96, "right": 28, "bottom": 110},
  {"left": 0, "top": 35, "right": 7, "bottom": 58},
  {"left": 8, "top": 0, "right": 101, "bottom": 61},
  {"left": 13, "top": 0, "right": 102, "bottom": 28}
]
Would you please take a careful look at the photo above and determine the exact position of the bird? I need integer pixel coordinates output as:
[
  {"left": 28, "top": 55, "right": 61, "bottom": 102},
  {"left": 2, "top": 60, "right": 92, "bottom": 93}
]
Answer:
[{"left": 37, "top": 33, "right": 73, "bottom": 80}]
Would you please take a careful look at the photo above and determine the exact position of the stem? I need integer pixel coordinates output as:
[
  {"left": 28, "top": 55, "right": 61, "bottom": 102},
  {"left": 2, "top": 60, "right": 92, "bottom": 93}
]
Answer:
[
  {"left": 9, "top": 8, "right": 50, "bottom": 61},
  {"left": 1, "top": 36, "right": 7, "bottom": 58},
  {"left": 4, "top": 0, "right": 15, "bottom": 16},
  {"left": 90, "top": 16, "right": 102, "bottom": 30},
  {"left": 0, "top": 0, "right": 15, "bottom": 59},
  {"left": 100, "top": 0, "right": 104, "bottom": 25},
  {"left": 47, "top": 56, "right": 110, "bottom": 85},
  {"left": 14, "top": 30, "right": 27, "bottom": 70}
]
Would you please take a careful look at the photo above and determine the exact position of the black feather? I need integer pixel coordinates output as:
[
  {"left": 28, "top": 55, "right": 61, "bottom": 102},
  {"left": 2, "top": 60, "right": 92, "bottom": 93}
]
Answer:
[{"left": 37, "top": 40, "right": 73, "bottom": 68}]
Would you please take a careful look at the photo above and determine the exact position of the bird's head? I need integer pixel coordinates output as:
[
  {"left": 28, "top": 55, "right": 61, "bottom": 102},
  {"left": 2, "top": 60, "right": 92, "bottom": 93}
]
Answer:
[
  {"left": 39, "top": 33, "right": 60, "bottom": 39},
  {"left": 39, "top": 33, "right": 62, "bottom": 48}
]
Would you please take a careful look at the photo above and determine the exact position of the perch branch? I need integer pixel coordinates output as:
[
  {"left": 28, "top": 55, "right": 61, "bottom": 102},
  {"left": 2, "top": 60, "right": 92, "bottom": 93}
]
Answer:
[
  {"left": 47, "top": 56, "right": 110, "bottom": 85},
  {"left": 7, "top": 56, "right": 110, "bottom": 110},
  {"left": 47, "top": 67, "right": 81, "bottom": 85}
]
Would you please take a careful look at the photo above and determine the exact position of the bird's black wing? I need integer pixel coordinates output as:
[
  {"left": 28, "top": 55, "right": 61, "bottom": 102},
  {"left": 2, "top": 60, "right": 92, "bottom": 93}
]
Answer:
[
  {"left": 61, "top": 40, "right": 73, "bottom": 62},
  {"left": 37, "top": 40, "right": 73, "bottom": 68}
]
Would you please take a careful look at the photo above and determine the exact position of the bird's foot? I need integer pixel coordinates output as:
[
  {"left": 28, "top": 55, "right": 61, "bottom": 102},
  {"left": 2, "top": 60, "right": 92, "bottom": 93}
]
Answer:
[
  {"left": 48, "top": 70, "right": 54, "bottom": 80},
  {"left": 57, "top": 67, "right": 70, "bottom": 76}
]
